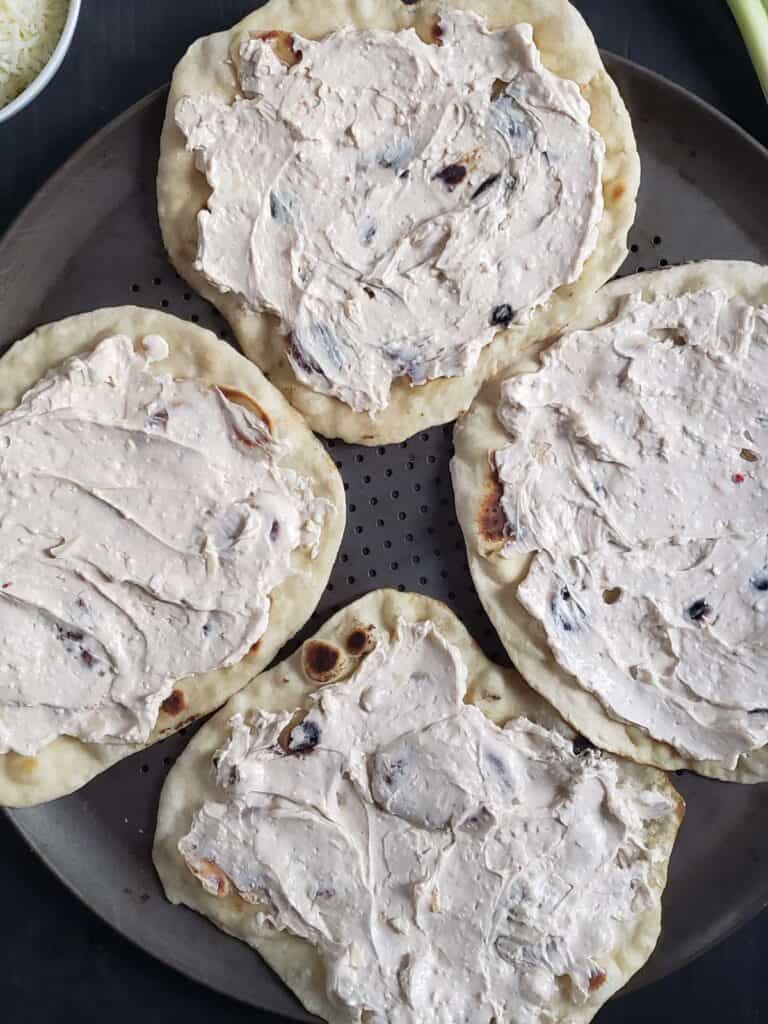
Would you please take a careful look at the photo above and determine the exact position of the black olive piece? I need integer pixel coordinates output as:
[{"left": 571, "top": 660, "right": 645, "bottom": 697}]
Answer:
[
  {"left": 490, "top": 304, "right": 515, "bottom": 327},
  {"left": 687, "top": 599, "right": 712, "bottom": 622},
  {"left": 433, "top": 163, "right": 467, "bottom": 187},
  {"left": 269, "top": 192, "right": 287, "bottom": 222},
  {"left": 471, "top": 173, "right": 501, "bottom": 200},
  {"left": 504, "top": 174, "right": 519, "bottom": 198},
  {"left": 290, "top": 719, "right": 321, "bottom": 754},
  {"left": 551, "top": 585, "right": 583, "bottom": 634}
]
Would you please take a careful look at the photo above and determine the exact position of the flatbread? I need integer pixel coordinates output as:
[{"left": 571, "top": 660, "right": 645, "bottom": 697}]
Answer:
[
  {"left": 451, "top": 260, "right": 768, "bottom": 783},
  {"left": 157, "top": 0, "right": 639, "bottom": 444},
  {"left": 0, "top": 306, "right": 345, "bottom": 807},
  {"left": 154, "top": 588, "right": 682, "bottom": 1024}
]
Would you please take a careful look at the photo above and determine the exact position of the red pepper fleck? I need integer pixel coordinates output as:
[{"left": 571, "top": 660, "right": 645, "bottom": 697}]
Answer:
[
  {"left": 1, "top": 582, "right": 11, "bottom": 589},
  {"left": 733, "top": 473, "right": 745, "bottom": 484}
]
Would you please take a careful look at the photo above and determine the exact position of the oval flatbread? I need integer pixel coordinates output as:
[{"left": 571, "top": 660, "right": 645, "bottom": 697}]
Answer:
[
  {"left": 157, "top": 0, "right": 639, "bottom": 444},
  {"left": 154, "top": 589, "right": 682, "bottom": 1024},
  {"left": 0, "top": 306, "right": 345, "bottom": 806},
  {"left": 452, "top": 260, "right": 768, "bottom": 782}
]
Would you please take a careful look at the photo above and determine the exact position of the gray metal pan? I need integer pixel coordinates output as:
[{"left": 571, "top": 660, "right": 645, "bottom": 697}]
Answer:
[{"left": 1, "top": 53, "right": 767, "bottom": 1020}]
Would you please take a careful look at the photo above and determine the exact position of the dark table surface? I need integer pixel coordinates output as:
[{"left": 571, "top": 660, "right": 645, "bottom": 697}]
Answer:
[{"left": 2, "top": 1, "right": 767, "bottom": 1022}]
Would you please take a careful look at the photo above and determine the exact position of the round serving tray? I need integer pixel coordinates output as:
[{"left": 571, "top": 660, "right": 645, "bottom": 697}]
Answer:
[{"left": 1, "top": 54, "right": 767, "bottom": 1022}]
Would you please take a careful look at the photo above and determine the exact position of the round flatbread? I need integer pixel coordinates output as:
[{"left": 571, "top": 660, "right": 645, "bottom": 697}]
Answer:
[
  {"left": 452, "top": 260, "right": 768, "bottom": 782},
  {"left": 0, "top": 306, "right": 345, "bottom": 807},
  {"left": 154, "top": 589, "right": 682, "bottom": 1024},
  {"left": 157, "top": 0, "right": 639, "bottom": 444}
]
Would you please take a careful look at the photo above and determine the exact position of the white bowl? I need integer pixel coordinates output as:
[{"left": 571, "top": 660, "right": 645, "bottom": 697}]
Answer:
[{"left": 0, "top": 0, "right": 82, "bottom": 125}]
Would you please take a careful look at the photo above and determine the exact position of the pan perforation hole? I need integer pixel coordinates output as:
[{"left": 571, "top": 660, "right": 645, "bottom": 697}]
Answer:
[
  {"left": 625, "top": 230, "right": 670, "bottom": 274},
  {"left": 293, "top": 421, "right": 506, "bottom": 661}
]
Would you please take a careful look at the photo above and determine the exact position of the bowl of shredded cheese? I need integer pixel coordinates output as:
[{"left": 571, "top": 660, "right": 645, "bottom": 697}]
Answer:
[{"left": 0, "top": 0, "right": 81, "bottom": 124}]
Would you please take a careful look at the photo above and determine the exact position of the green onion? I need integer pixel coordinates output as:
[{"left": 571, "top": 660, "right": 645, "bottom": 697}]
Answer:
[{"left": 727, "top": 0, "right": 768, "bottom": 99}]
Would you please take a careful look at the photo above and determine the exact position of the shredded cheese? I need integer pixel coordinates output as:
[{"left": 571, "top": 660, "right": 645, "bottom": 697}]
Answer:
[{"left": 0, "top": 0, "right": 69, "bottom": 109}]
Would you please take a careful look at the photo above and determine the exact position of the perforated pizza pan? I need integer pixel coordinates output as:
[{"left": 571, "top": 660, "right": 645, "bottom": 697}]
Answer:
[{"left": 1, "top": 54, "right": 768, "bottom": 1023}]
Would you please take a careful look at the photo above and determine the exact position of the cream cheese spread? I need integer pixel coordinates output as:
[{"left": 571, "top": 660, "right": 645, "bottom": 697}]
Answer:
[
  {"left": 176, "top": 11, "right": 605, "bottom": 414},
  {"left": 494, "top": 289, "right": 768, "bottom": 764},
  {"left": 179, "top": 618, "right": 672, "bottom": 1023},
  {"left": 0, "top": 335, "right": 328, "bottom": 756}
]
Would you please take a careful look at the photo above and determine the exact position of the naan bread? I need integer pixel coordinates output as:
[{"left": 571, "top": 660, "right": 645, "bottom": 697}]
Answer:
[
  {"left": 0, "top": 306, "right": 345, "bottom": 806},
  {"left": 451, "top": 261, "right": 768, "bottom": 782},
  {"left": 157, "top": 0, "right": 639, "bottom": 444},
  {"left": 154, "top": 589, "right": 682, "bottom": 1024}
]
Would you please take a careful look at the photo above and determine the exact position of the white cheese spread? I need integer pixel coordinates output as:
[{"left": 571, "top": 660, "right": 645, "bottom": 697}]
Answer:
[
  {"left": 176, "top": 11, "right": 604, "bottom": 414},
  {"left": 494, "top": 289, "right": 768, "bottom": 765},
  {"left": 0, "top": 335, "right": 328, "bottom": 756},
  {"left": 179, "top": 618, "right": 672, "bottom": 1023}
]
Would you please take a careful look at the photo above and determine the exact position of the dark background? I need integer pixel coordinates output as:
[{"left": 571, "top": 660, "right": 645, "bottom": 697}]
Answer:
[{"left": 2, "top": 1, "right": 766, "bottom": 1021}]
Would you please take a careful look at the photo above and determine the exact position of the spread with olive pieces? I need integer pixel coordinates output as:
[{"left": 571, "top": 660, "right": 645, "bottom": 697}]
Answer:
[
  {"left": 178, "top": 618, "right": 674, "bottom": 1022},
  {"left": 176, "top": 11, "right": 604, "bottom": 414},
  {"left": 493, "top": 289, "right": 768, "bottom": 766},
  {"left": 0, "top": 335, "right": 328, "bottom": 756}
]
